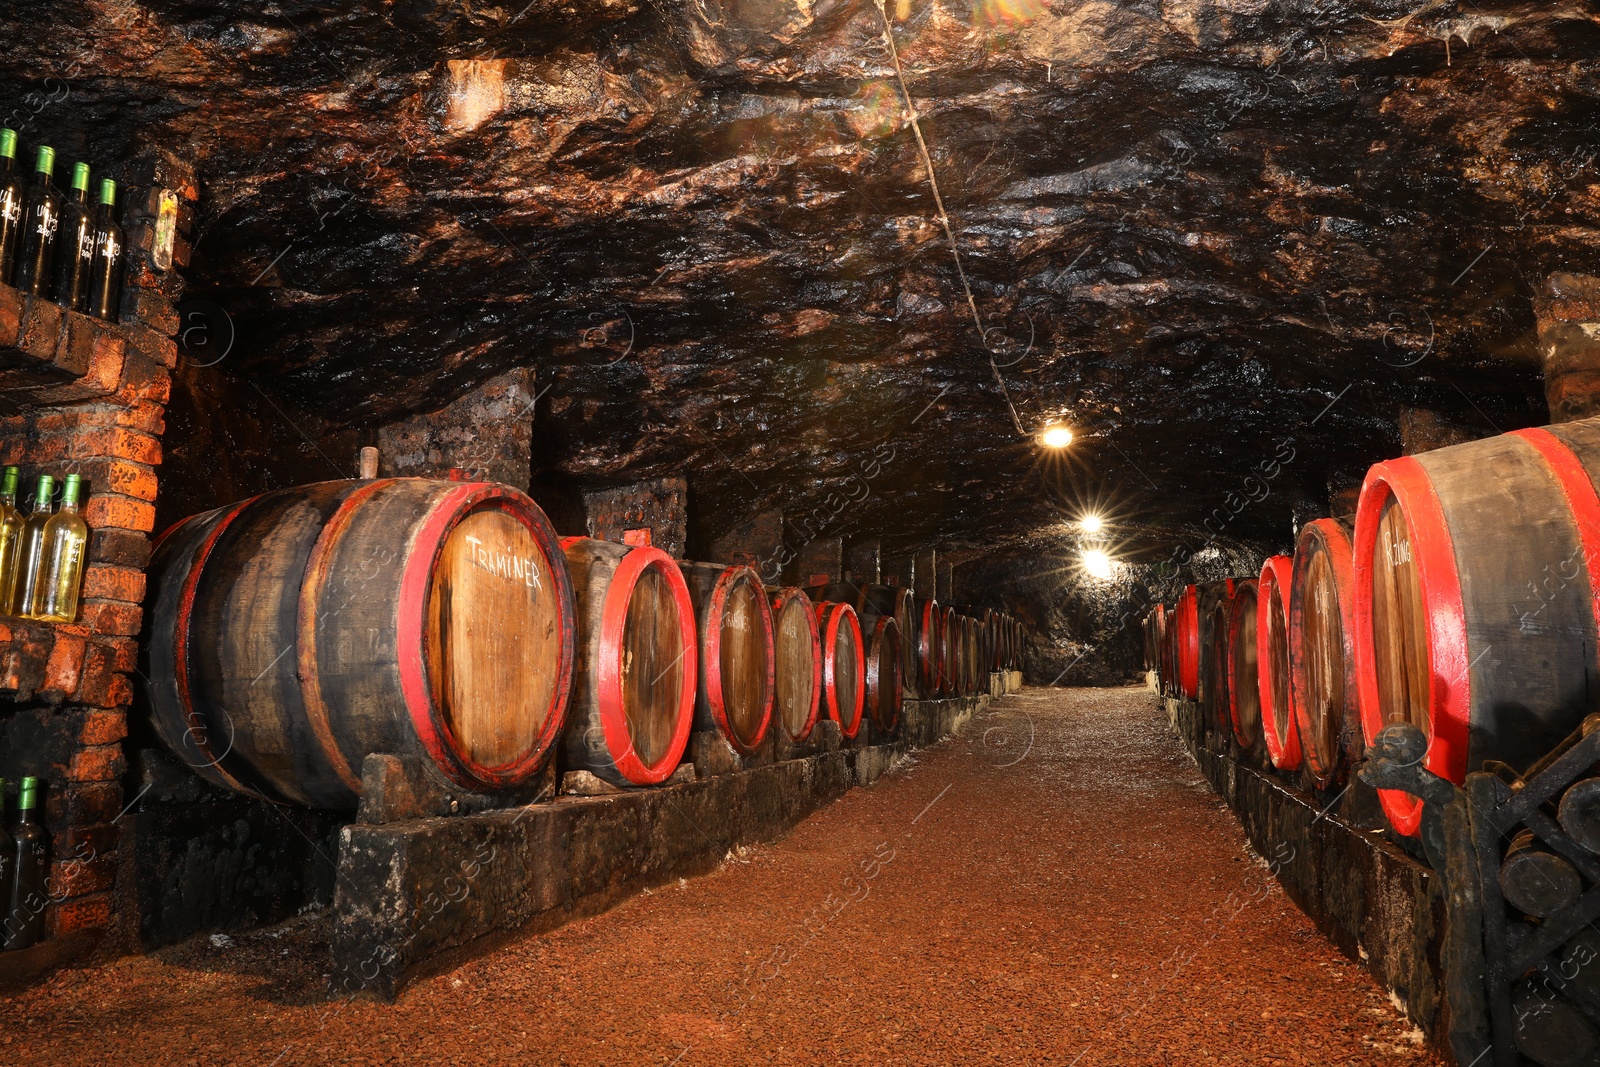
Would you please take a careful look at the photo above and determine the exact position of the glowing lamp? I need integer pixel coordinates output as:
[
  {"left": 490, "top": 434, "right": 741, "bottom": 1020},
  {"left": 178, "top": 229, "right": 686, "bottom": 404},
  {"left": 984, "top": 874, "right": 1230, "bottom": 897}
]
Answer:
[
  {"left": 1039, "top": 425, "right": 1073, "bottom": 449},
  {"left": 1082, "top": 549, "right": 1113, "bottom": 580}
]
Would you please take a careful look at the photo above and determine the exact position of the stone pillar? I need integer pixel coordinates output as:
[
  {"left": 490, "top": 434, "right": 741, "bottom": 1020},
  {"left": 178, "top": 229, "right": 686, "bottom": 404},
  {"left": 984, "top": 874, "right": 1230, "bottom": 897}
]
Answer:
[
  {"left": 709, "top": 509, "right": 783, "bottom": 581},
  {"left": 845, "top": 540, "right": 880, "bottom": 585},
  {"left": 795, "top": 537, "right": 842, "bottom": 588},
  {"left": 882, "top": 555, "right": 914, "bottom": 588},
  {"left": 937, "top": 561, "right": 956, "bottom": 603},
  {"left": 377, "top": 367, "right": 536, "bottom": 490},
  {"left": 1536, "top": 273, "right": 1600, "bottom": 423},
  {"left": 913, "top": 548, "right": 936, "bottom": 599},
  {"left": 581, "top": 477, "right": 688, "bottom": 558},
  {"left": 1398, "top": 407, "right": 1475, "bottom": 455}
]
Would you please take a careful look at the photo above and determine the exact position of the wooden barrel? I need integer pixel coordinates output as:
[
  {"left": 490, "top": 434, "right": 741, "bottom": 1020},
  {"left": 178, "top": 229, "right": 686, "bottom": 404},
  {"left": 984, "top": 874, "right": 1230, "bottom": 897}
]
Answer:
[
  {"left": 961, "top": 615, "right": 979, "bottom": 695},
  {"left": 1226, "top": 579, "right": 1261, "bottom": 749},
  {"left": 806, "top": 581, "right": 867, "bottom": 610},
  {"left": 1257, "top": 555, "right": 1301, "bottom": 769},
  {"left": 865, "top": 616, "right": 904, "bottom": 733},
  {"left": 859, "top": 584, "right": 917, "bottom": 697},
  {"left": 939, "top": 605, "right": 958, "bottom": 695},
  {"left": 818, "top": 601, "right": 866, "bottom": 738},
  {"left": 1290, "top": 518, "right": 1358, "bottom": 787},
  {"left": 1200, "top": 581, "right": 1235, "bottom": 732},
  {"left": 146, "top": 478, "right": 577, "bottom": 809},
  {"left": 768, "top": 587, "right": 822, "bottom": 742},
  {"left": 1353, "top": 419, "right": 1600, "bottom": 835},
  {"left": 915, "top": 597, "right": 941, "bottom": 694},
  {"left": 681, "top": 562, "right": 775, "bottom": 755},
  {"left": 562, "top": 537, "right": 696, "bottom": 786},
  {"left": 1175, "top": 586, "right": 1200, "bottom": 698}
]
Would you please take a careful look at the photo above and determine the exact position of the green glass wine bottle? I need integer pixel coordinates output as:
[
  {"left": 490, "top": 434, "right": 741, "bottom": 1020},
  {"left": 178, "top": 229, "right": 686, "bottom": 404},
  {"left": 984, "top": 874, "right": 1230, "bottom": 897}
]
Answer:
[
  {"left": 10, "top": 474, "right": 53, "bottom": 618},
  {"left": 14, "top": 146, "right": 58, "bottom": 296},
  {"left": 0, "top": 781, "right": 11, "bottom": 946},
  {"left": 4, "top": 777, "right": 48, "bottom": 950},
  {"left": 51, "top": 162, "right": 93, "bottom": 311},
  {"left": 36, "top": 473, "right": 88, "bottom": 623},
  {"left": 0, "top": 130, "right": 25, "bottom": 283},
  {"left": 87, "top": 179, "right": 123, "bottom": 321},
  {"left": 0, "top": 467, "right": 21, "bottom": 612}
]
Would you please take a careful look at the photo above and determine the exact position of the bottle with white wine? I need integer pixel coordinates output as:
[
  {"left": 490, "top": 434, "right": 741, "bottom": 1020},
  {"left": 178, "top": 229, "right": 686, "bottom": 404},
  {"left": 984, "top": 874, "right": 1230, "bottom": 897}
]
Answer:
[
  {"left": 0, "top": 130, "right": 25, "bottom": 283},
  {"left": 87, "top": 179, "right": 123, "bottom": 321},
  {"left": 0, "top": 467, "right": 21, "bottom": 611},
  {"left": 13, "top": 146, "right": 58, "bottom": 296},
  {"left": 51, "top": 162, "right": 93, "bottom": 312},
  {"left": 9, "top": 474, "right": 53, "bottom": 618},
  {"left": 34, "top": 473, "right": 88, "bottom": 623}
]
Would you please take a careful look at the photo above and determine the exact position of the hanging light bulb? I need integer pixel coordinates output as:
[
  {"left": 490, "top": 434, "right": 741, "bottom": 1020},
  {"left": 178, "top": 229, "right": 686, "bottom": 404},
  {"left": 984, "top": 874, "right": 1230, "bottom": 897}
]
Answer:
[
  {"left": 1082, "top": 549, "right": 1114, "bottom": 580},
  {"left": 1038, "top": 424, "right": 1073, "bottom": 449}
]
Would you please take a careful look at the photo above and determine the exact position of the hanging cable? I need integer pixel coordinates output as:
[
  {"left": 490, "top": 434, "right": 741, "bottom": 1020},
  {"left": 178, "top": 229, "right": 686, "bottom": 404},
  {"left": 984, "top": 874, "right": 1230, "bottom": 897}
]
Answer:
[{"left": 874, "top": 0, "right": 1028, "bottom": 437}]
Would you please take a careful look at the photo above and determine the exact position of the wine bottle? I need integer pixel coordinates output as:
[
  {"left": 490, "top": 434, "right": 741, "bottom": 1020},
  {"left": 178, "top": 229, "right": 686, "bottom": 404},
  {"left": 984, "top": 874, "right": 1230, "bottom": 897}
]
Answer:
[
  {"left": 10, "top": 474, "right": 53, "bottom": 618},
  {"left": 0, "top": 130, "right": 25, "bottom": 284},
  {"left": 35, "top": 473, "right": 87, "bottom": 623},
  {"left": 0, "top": 467, "right": 22, "bottom": 611},
  {"left": 4, "top": 777, "right": 48, "bottom": 951},
  {"left": 13, "top": 146, "right": 58, "bottom": 297},
  {"left": 87, "top": 178, "right": 123, "bottom": 321},
  {"left": 51, "top": 163, "right": 92, "bottom": 311},
  {"left": 0, "top": 782, "right": 11, "bottom": 950}
]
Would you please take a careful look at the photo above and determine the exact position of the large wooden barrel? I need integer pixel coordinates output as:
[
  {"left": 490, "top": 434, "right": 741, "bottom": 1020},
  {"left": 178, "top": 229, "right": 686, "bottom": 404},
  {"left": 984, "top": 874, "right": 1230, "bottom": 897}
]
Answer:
[
  {"left": 1175, "top": 585, "right": 1200, "bottom": 698},
  {"left": 818, "top": 601, "right": 866, "bottom": 738},
  {"left": 961, "top": 615, "right": 979, "bottom": 695},
  {"left": 859, "top": 584, "right": 917, "bottom": 697},
  {"left": 1257, "top": 555, "right": 1301, "bottom": 769},
  {"left": 1290, "top": 519, "right": 1358, "bottom": 787},
  {"left": 562, "top": 537, "right": 696, "bottom": 786},
  {"left": 1353, "top": 420, "right": 1600, "bottom": 834},
  {"left": 768, "top": 587, "right": 822, "bottom": 742},
  {"left": 1199, "top": 581, "right": 1235, "bottom": 732},
  {"left": 1226, "top": 579, "right": 1261, "bottom": 750},
  {"left": 681, "top": 562, "right": 775, "bottom": 755},
  {"left": 939, "top": 605, "right": 958, "bottom": 695},
  {"left": 915, "top": 597, "right": 941, "bottom": 694},
  {"left": 146, "top": 478, "right": 577, "bottom": 809},
  {"left": 865, "top": 616, "right": 904, "bottom": 733}
]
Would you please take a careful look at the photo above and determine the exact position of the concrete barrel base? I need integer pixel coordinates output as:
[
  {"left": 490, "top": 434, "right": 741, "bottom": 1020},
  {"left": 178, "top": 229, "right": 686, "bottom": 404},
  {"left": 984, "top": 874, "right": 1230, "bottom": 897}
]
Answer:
[{"left": 330, "top": 693, "right": 993, "bottom": 1000}]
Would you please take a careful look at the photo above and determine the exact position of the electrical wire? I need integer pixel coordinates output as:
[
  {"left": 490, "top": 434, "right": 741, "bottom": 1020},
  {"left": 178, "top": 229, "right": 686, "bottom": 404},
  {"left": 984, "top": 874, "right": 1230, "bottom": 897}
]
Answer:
[{"left": 873, "top": 0, "right": 1028, "bottom": 437}]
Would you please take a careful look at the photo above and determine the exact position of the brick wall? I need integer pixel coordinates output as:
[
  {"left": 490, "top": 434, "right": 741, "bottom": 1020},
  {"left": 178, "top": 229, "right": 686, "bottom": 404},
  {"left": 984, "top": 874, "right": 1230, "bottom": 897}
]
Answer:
[
  {"left": 0, "top": 147, "right": 191, "bottom": 962},
  {"left": 582, "top": 477, "right": 687, "bottom": 557}
]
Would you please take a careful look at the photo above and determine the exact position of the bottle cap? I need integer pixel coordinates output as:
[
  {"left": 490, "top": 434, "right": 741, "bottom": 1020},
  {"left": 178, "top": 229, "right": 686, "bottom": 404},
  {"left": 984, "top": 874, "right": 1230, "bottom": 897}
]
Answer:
[
  {"left": 17, "top": 777, "right": 38, "bottom": 811},
  {"left": 1, "top": 466, "right": 17, "bottom": 496},
  {"left": 70, "top": 161, "right": 90, "bottom": 193},
  {"left": 0, "top": 129, "right": 15, "bottom": 161},
  {"left": 61, "top": 473, "right": 82, "bottom": 506},
  {"left": 98, "top": 178, "right": 117, "bottom": 207},
  {"left": 35, "top": 145, "right": 54, "bottom": 176},
  {"left": 34, "top": 473, "right": 54, "bottom": 508}
]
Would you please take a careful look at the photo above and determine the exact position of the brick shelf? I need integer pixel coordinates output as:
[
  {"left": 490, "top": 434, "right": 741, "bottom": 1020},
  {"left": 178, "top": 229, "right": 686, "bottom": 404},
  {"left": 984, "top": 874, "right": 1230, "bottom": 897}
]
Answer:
[
  {"left": 0, "top": 614, "right": 137, "bottom": 708},
  {"left": 0, "top": 146, "right": 194, "bottom": 971}
]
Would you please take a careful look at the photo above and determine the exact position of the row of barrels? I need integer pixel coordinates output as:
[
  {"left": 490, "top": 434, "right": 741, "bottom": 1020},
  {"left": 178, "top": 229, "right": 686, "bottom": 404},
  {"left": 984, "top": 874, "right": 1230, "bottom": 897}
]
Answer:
[
  {"left": 144, "top": 476, "right": 1024, "bottom": 811},
  {"left": 1147, "top": 414, "right": 1600, "bottom": 837}
]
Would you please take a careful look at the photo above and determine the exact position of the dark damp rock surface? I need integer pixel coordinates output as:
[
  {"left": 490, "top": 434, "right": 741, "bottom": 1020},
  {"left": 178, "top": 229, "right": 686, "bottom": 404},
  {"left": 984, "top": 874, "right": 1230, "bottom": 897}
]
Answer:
[{"left": 0, "top": 0, "right": 1583, "bottom": 568}]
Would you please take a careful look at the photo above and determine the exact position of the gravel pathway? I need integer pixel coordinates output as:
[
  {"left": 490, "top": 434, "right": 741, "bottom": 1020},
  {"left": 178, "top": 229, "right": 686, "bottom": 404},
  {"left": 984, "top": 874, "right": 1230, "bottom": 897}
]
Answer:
[{"left": 6, "top": 686, "right": 1442, "bottom": 1066}]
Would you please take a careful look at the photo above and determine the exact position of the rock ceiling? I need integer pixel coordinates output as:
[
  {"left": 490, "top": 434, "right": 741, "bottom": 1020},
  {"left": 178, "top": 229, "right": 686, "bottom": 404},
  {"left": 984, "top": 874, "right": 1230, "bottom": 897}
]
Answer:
[{"left": 2, "top": 0, "right": 1592, "bottom": 563}]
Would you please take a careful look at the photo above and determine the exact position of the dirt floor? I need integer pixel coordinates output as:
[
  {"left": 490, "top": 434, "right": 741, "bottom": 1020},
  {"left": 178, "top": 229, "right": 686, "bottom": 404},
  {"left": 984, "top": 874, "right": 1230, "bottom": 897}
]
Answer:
[{"left": 5, "top": 686, "right": 1443, "bottom": 1066}]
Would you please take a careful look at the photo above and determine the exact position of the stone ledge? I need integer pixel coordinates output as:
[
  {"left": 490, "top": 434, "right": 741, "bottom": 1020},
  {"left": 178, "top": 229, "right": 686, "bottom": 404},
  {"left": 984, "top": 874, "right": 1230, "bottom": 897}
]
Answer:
[{"left": 330, "top": 691, "right": 991, "bottom": 1000}]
